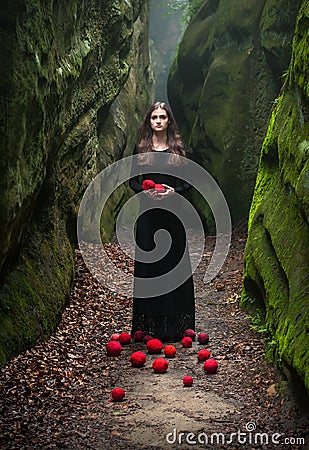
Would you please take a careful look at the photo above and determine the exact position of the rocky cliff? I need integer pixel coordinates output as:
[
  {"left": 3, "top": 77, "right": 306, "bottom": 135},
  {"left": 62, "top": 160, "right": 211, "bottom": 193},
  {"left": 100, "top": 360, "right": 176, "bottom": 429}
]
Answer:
[
  {"left": 0, "top": 0, "right": 152, "bottom": 364},
  {"left": 242, "top": 1, "right": 308, "bottom": 394},
  {"left": 168, "top": 0, "right": 300, "bottom": 228}
]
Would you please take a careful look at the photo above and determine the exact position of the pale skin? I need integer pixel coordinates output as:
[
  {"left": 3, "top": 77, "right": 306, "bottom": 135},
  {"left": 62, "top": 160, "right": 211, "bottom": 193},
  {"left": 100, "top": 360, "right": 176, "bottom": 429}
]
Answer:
[{"left": 144, "top": 107, "right": 175, "bottom": 200}]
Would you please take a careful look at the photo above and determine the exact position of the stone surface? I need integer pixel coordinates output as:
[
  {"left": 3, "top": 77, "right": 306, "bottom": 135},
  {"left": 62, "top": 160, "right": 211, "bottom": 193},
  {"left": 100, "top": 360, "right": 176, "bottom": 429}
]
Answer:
[
  {"left": 0, "top": 0, "right": 152, "bottom": 364},
  {"left": 241, "top": 1, "right": 309, "bottom": 393},
  {"left": 168, "top": 0, "right": 300, "bottom": 229}
]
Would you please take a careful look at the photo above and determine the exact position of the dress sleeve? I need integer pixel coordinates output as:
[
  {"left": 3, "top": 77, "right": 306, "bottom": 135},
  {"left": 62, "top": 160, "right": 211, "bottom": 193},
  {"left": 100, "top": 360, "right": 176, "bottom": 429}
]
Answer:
[
  {"left": 129, "top": 144, "right": 143, "bottom": 194},
  {"left": 174, "top": 152, "right": 192, "bottom": 194},
  {"left": 174, "top": 180, "right": 191, "bottom": 195}
]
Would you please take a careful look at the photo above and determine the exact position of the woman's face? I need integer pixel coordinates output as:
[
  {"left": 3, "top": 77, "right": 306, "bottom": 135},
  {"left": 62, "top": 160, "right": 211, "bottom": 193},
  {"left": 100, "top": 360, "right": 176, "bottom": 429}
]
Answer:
[{"left": 150, "top": 108, "right": 169, "bottom": 132}]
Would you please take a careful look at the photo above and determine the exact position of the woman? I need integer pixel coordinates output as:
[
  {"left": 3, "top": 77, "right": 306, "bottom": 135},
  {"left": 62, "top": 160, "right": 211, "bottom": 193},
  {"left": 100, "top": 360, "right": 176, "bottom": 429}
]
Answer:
[{"left": 129, "top": 102, "right": 195, "bottom": 342}]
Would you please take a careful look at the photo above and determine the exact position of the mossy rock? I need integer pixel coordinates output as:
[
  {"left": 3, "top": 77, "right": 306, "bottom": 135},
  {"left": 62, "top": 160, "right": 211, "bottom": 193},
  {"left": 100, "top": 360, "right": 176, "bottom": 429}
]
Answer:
[
  {"left": 0, "top": 217, "right": 74, "bottom": 364},
  {"left": 0, "top": 0, "right": 152, "bottom": 364},
  {"left": 168, "top": 0, "right": 300, "bottom": 228},
  {"left": 242, "top": 1, "right": 309, "bottom": 393}
]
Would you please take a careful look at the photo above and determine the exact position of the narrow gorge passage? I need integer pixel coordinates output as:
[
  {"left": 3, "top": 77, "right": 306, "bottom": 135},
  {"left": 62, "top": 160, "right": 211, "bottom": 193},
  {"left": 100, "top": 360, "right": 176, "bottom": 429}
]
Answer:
[
  {"left": 0, "top": 226, "right": 307, "bottom": 450},
  {"left": 0, "top": 1, "right": 308, "bottom": 449}
]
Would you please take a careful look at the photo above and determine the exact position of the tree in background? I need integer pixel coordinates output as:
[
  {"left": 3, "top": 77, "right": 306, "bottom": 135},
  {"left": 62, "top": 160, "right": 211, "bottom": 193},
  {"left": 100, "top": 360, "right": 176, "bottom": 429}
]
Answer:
[{"left": 163, "top": 0, "right": 204, "bottom": 22}]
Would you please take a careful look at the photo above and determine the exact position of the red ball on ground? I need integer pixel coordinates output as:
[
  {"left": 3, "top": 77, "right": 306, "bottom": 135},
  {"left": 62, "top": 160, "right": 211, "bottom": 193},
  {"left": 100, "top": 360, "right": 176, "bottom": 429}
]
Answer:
[
  {"left": 118, "top": 332, "right": 131, "bottom": 345},
  {"left": 181, "top": 337, "right": 193, "bottom": 348},
  {"left": 130, "top": 351, "right": 147, "bottom": 368},
  {"left": 142, "top": 179, "right": 155, "bottom": 190},
  {"left": 197, "top": 349, "right": 211, "bottom": 361},
  {"left": 110, "top": 334, "right": 119, "bottom": 341},
  {"left": 133, "top": 330, "right": 145, "bottom": 342},
  {"left": 111, "top": 388, "right": 125, "bottom": 401},
  {"left": 184, "top": 329, "right": 196, "bottom": 340},
  {"left": 143, "top": 334, "right": 154, "bottom": 343},
  {"left": 198, "top": 333, "right": 209, "bottom": 345},
  {"left": 147, "top": 338, "right": 163, "bottom": 354},
  {"left": 204, "top": 358, "right": 218, "bottom": 374},
  {"left": 152, "top": 357, "right": 168, "bottom": 373},
  {"left": 164, "top": 345, "right": 177, "bottom": 358},
  {"left": 183, "top": 375, "right": 194, "bottom": 387},
  {"left": 106, "top": 341, "right": 122, "bottom": 356}
]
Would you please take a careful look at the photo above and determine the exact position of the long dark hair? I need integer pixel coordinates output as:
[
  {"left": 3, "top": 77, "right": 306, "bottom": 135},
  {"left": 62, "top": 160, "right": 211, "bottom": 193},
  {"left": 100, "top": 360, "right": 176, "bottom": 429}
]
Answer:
[{"left": 137, "top": 102, "right": 185, "bottom": 165}]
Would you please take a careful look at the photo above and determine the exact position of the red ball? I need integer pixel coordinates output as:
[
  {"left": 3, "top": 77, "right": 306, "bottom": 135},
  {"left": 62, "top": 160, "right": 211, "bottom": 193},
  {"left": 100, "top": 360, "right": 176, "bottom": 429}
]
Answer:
[
  {"left": 198, "top": 333, "right": 209, "bottom": 345},
  {"left": 184, "top": 329, "right": 196, "bottom": 340},
  {"left": 197, "top": 349, "right": 211, "bottom": 361},
  {"left": 133, "top": 330, "right": 145, "bottom": 342},
  {"left": 142, "top": 179, "right": 155, "bottom": 190},
  {"left": 183, "top": 375, "right": 193, "bottom": 387},
  {"left": 147, "top": 338, "right": 163, "bottom": 354},
  {"left": 143, "top": 334, "right": 154, "bottom": 343},
  {"left": 204, "top": 358, "right": 218, "bottom": 374},
  {"left": 154, "top": 183, "right": 165, "bottom": 192},
  {"left": 164, "top": 345, "right": 177, "bottom": 358},
  {"left": 118, "top": 332, "right": 131, "bottom": 345},
  {"left": 106, "top": 341, "right": 122, "bottom": 356},
  {"left": 130, "top": 351, "right": 147, "bottom": 368},
  {"left": 181, "top": 337, "right": 193, "bottom": 348},
  {"left": 111, "top": 388, "right": 125, "bottom": 401},
  {"left": 152, "top": 357, "right": 168, "bottom": 373},
  {"left": 110, "top": 333, "right": 119, "bottom": 341}
]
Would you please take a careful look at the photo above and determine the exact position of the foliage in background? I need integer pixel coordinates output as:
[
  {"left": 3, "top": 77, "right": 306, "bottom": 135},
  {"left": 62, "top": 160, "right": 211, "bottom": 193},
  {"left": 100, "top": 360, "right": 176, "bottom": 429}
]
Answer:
[{"left": 162, "top": 0, "right": 204, "bottom": 22}]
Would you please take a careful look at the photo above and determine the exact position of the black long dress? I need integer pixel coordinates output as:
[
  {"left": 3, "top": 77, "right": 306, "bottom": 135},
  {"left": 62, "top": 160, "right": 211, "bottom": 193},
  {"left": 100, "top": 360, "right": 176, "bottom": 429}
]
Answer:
[{"left": 129, "top": 147, "right": 195, "bottom": 342}]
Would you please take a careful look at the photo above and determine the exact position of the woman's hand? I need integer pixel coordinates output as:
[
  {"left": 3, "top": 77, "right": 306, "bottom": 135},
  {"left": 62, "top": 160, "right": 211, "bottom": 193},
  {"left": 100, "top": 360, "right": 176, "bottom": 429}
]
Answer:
[
  {"left": 143, "top": 184, "right": 175, "bottom": 200},
  {"left": 162, "top": 184, "right": 175, "bottom": 195},
  {"left": 155, "top": 184, "right": 175, "bottom": 199}
]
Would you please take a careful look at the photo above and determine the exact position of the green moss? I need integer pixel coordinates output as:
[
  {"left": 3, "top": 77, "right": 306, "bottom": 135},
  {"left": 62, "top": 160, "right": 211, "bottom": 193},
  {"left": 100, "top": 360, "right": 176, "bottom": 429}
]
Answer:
[
  {"left": 242, "top": 2, "right": 309, "bottom": 393},
  {"left": 0, "top": 0, "right": 152, "bottom": 364},
  {"left": 291, "top": 3, "right": 309, "bottom": 95},
  {"left": 260, "top": 0, "right": 301, "bottom": 52},
  {"left": 169, "top": 0, "right": 299, "bottom": 227},
  {"left": 0, "top": 220, "right": 74, "bottom": 365}
]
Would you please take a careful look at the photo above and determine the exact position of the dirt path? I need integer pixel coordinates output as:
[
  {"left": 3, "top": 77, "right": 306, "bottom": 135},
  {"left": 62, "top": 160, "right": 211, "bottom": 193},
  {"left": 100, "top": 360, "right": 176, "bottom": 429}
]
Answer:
[{"left": 0, "top": 228, "right": 308, "bottom": 449}]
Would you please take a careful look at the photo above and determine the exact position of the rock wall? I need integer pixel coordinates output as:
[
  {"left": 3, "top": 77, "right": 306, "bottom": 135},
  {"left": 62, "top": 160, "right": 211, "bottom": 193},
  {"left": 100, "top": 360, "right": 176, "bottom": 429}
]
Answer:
[
  {"left": 0, "top": 0, "right": 152, "bottom": 364},
  {"left": 241, "top": 1, "right": 309, "bottom": 393},
  {"left": 168, "top": 0, "right": 300, "bottom": 229}
]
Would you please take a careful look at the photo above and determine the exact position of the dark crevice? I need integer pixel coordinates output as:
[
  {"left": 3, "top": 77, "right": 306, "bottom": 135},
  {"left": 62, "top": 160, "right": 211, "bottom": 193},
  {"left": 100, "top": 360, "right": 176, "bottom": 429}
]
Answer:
[
  {"left": 261, "top": 139, "right": 279, "bottom": 167},
  {"left": 263, "top": 225, "right": 290, "bottom": 298},
  {"left": 262, "top": 47, "right": 292, "bottom": 90},
  {"left": 243, "top": 275, "right": 266, "bottom": 318},
  {"left": 281, "top": 361, "right": 309, "bottom": 417}
]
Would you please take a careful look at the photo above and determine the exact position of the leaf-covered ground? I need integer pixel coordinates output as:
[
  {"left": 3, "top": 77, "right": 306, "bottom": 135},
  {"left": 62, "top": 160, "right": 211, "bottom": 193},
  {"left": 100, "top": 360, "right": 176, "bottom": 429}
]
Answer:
[{"left": 0, "top": 226, "right": 308, "bottom": 449}]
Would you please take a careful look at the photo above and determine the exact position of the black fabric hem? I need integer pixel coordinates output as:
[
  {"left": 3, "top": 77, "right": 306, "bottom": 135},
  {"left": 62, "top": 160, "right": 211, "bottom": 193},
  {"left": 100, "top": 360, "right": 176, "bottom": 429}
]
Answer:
[{"left": 132, "top": 312, "right": 195, "bottom": 343}]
